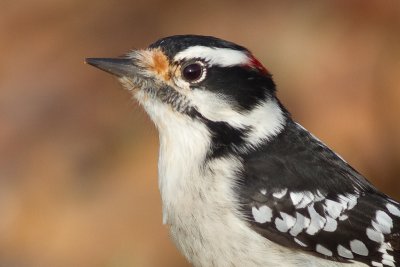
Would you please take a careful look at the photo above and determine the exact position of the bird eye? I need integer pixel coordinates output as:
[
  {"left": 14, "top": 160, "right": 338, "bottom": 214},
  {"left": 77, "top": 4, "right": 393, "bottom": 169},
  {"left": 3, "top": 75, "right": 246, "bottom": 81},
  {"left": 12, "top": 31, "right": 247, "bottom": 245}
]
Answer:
[{"left": 181, "top": 62, "right": 205, "bottom": 83}]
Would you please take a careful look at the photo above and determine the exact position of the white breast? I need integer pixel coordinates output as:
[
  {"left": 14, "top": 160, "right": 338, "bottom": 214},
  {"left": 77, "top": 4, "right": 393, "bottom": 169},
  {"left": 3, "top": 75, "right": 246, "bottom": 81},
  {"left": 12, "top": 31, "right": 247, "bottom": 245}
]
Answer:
[
  {"left": 162, "top": 149, "right": 367, "bottom": 267},
  {"left": 138, "top": 95, "right": 367, "bottom": 267}
]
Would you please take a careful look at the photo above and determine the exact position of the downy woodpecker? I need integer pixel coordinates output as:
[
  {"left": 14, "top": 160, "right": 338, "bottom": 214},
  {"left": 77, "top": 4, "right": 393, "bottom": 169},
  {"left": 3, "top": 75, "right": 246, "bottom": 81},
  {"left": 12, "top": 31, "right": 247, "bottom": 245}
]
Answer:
[{"left": 86, "top": 35, "right": 399, "bottom": 267}]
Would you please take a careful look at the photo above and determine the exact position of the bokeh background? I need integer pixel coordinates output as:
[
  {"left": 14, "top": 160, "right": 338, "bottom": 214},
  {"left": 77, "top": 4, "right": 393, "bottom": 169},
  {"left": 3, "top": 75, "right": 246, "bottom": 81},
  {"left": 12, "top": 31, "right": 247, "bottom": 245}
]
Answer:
[{"left": 1, "top": 1, "right": 400, "bottom": 266}]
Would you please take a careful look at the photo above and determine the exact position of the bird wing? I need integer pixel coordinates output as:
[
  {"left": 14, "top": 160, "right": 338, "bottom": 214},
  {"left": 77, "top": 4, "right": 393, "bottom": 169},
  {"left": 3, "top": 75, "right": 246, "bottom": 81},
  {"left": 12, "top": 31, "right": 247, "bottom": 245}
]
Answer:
[{"left": 238, "top": 120, "right": 400, "bottom": 266}]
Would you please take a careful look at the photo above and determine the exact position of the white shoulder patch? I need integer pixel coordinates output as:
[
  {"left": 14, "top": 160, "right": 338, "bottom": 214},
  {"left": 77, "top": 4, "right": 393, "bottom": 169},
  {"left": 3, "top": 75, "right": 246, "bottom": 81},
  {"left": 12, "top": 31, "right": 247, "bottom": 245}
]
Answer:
[{"left": 174, "top": 46, "right": 249, "bottom": 67}]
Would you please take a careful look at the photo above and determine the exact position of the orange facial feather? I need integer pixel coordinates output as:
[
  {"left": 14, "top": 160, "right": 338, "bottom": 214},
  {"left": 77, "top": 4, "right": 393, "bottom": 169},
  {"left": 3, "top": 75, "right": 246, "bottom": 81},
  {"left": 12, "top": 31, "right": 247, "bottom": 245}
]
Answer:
[{"left": 150, "top": 49, "right": 170, "bottom": 81}]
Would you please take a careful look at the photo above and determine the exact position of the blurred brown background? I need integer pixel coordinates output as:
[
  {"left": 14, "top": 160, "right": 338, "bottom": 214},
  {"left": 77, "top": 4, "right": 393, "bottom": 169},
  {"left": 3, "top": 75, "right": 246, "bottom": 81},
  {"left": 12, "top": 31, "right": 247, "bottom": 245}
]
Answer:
[{"left": 1, "top": 1, "right": 400, "bottom": 266}]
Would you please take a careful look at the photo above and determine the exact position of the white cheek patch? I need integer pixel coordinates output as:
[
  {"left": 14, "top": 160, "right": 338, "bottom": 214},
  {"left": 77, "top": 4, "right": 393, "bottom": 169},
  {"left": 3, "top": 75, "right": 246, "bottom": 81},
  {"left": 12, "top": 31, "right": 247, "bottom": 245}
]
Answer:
[
  {"left": 174, "top": 46, "right": 250, "bottom": 67},
  {"left": 188, "top": 90, "right": 285, "bottom": 149}
]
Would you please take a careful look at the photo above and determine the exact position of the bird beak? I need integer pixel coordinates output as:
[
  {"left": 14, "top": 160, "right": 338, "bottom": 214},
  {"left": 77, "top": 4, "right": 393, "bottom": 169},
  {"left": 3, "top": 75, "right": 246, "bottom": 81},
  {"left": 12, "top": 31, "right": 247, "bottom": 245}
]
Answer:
[{"left": 85, "top": 57, "right": 140, "bottom": 78}]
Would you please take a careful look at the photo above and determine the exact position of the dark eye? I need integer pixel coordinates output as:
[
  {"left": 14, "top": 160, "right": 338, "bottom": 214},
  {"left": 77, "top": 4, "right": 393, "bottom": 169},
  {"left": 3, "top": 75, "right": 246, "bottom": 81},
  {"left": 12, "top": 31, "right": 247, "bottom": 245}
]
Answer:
[{"left": 182, "top": 62, "right": 205, "bottom": 82}]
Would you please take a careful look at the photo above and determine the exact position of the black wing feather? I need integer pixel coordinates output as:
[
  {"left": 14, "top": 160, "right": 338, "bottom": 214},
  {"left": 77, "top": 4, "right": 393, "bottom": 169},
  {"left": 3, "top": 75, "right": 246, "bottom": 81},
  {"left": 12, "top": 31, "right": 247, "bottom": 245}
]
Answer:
[{"left": 238, "top": 119, "right": 400, "bottom": 266}]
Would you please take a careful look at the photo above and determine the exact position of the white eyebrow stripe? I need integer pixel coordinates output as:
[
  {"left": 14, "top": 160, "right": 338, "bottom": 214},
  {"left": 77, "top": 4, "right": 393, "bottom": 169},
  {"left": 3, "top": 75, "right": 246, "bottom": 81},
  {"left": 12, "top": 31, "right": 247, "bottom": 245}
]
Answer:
[{"left": 174, "top": 46, "right": 250, "bottom": 67}]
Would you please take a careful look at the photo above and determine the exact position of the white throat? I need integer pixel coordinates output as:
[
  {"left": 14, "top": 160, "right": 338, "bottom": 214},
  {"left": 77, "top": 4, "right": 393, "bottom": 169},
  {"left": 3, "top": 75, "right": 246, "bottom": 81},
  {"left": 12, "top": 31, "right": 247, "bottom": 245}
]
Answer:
[
  {"left": 136, "top": 92, "right": 212, "bottom": 223},
  {"left": 135, "top": 90, "right": 286, "bottom": 224},
  {"left": 158, "top": 116, "right": 211, "bottom": 224},
  {"left": 134, "top": 91, "right": 300, "bottom": 267}
]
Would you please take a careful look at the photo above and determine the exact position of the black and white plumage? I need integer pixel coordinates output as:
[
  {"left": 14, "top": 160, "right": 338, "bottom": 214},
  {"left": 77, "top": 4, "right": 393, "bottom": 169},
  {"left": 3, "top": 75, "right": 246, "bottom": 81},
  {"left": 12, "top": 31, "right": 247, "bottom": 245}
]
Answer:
[{"left": 86, "top": 35, "right": 400, "bottom": 267}]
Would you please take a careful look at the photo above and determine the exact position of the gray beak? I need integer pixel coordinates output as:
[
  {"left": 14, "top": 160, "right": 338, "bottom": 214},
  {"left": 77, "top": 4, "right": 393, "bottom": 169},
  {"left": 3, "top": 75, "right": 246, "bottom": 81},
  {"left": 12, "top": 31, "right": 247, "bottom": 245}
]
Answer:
[{"left": 85, "top": 57, "right": 139, "bottom": 78}]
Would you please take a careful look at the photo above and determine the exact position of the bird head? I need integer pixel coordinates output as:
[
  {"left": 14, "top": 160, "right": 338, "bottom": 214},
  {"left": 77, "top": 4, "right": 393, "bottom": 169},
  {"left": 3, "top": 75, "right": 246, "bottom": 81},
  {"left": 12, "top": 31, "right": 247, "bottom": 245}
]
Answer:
[{"left": 86, "top": 35, "right": 287, "bottom": 157}]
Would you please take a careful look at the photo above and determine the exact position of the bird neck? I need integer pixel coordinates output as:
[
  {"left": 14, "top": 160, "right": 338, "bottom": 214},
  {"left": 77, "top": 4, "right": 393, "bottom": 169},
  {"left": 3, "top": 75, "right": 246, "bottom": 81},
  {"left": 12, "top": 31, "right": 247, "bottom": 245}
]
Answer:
[
  {"left": 156, "top": 111, "right": 212, "bottom": 224},
  {"left": 154, "top": 99, "right": 288, "bottom": 224}
]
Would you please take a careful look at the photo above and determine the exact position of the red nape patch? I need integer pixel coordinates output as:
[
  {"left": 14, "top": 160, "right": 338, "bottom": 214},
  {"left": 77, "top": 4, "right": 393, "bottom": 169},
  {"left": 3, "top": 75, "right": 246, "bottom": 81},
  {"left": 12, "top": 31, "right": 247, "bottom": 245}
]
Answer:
[{"left": 245, "top": 55, "right": 270, "bottom": 76}]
